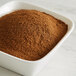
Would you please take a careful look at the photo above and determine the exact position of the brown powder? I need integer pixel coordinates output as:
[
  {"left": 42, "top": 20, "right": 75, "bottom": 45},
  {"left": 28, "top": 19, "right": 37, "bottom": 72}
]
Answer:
[{"left": 0, "top": 10, "right": 67, "bottom": 61}]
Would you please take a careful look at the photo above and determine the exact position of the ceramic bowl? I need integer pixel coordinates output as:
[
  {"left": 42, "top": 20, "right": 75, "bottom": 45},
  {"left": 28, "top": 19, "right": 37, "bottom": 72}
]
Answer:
[{"left": 0, "top": 1, "right": 74, "bottom": 76}]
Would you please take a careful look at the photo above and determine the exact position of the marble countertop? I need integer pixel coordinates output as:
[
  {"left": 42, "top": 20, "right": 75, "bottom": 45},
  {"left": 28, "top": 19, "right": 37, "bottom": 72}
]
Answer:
[{"left": 0, "top": 0, "right": 76, "bottom": 76}]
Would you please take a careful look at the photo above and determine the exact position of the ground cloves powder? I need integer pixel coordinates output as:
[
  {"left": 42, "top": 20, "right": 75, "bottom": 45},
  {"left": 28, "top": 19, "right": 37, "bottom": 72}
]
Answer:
[{"left": 0, "top": 10, "right": 67, "bottom": 61}]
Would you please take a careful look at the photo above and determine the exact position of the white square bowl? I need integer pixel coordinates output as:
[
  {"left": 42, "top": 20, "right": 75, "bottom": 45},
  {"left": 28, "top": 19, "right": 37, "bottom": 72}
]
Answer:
[{"left": 0, "top": 1, "right": 74, "bottom": 76}]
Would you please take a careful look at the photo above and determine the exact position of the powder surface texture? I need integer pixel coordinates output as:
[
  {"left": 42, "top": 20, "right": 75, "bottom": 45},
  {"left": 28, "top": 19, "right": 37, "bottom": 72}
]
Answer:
[{"left": 0, "top": 10, "right": 67, "bottom": 61}]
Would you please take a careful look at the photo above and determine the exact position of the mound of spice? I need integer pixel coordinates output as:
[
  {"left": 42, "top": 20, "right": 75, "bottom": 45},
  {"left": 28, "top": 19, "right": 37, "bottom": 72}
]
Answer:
[{"left": 0, "top": 10, "right": 67, "bottom": 61}]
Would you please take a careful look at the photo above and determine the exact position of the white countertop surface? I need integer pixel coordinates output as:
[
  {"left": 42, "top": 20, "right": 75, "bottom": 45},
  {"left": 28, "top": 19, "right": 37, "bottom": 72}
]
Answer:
[{"left": 0, "top": 0, "right": 76, "bottom": 76}]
